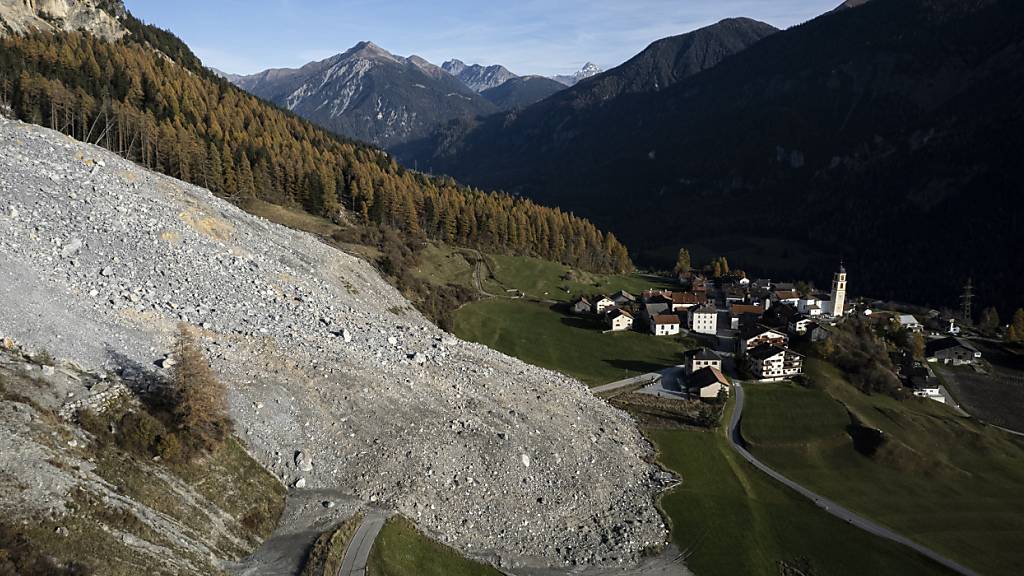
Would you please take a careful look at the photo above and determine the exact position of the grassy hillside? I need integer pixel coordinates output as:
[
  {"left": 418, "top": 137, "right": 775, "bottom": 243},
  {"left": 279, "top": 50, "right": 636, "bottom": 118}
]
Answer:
[
  {"left": 741, "top": 361, "right": 1024, "bottom": 576},
  {"left": 479, "top": 253, "right": 674, "bottom": 302},
  {"left": 367, "top": 517, "right": 501, "bottom": 576},
  {"left": 648, "top": 426, "right": 952, "bottom": 576},
  {"left": 454, "top": 299, "right": 694, "bottom": 386}
]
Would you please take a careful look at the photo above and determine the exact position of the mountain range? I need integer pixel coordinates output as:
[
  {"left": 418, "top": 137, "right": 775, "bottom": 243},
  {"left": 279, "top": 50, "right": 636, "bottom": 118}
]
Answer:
[
  {"left": 442, "top": 58, "right": 568, "bottom": 109},
  {"left": 396, "top": 0, "right": 1024, "bottom": 313},
  {"left": 229, "top": 41, "right": 496, "bottom": 149}
]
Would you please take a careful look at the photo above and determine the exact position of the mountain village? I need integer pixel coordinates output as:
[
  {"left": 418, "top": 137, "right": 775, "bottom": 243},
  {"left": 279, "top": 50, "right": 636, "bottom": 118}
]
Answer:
[{"left": 570, "top": 265, "right": 982, "bottom": 404}]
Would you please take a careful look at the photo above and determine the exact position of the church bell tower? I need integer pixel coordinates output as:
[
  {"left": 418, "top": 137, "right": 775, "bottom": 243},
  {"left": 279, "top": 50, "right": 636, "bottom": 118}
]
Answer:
[{"left": 830, "top": 264, "right": 847, "bottom": 317}]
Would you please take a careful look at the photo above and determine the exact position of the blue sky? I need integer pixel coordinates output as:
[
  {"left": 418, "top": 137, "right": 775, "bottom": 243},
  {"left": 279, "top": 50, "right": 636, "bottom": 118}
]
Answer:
[{"left": 124, "top": 0, "right": 840, "bottom": 76}]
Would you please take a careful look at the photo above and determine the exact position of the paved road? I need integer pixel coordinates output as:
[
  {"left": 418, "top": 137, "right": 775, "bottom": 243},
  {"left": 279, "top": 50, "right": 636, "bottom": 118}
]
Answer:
[
  {"left": 590, "top": 370, "right": 666, "bottom": 395},
  {"left": 337, "top": 511, "right": 388, "bottom": 576},
  {"left": 729, "top": 384, "right": 980, "bottom": 576}
]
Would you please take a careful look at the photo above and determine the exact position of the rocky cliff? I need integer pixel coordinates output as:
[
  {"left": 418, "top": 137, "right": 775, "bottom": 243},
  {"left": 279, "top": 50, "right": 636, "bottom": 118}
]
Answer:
[{"left": 0, "top": 0, "right": 126, "bottom": 39}]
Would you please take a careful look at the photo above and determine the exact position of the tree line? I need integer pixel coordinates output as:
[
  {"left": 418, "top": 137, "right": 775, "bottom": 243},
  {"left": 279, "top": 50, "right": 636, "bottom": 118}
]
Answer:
[{"left": 0, "top": 30, "right": 631, "bottom": 274}]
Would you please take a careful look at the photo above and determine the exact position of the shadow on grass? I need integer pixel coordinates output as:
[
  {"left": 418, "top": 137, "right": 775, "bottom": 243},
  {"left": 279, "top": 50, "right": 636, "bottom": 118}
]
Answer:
[{"left": 605, "top": 358, "right": 669, "bottom": 375}]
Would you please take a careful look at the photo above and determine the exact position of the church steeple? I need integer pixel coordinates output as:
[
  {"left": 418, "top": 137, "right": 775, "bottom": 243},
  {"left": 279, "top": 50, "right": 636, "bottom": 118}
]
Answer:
[{"left": 831, "top": 264, "right": 847, "bottom": 317}]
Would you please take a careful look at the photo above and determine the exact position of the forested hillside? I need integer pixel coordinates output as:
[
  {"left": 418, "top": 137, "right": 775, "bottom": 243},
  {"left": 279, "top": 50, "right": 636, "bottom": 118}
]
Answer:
[{"left": 0, "top": 29, "right": 631, "bottom": 275}]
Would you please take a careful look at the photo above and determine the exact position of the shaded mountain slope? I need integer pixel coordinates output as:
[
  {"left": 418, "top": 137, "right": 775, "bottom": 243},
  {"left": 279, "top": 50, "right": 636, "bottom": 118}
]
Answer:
[
  {"left": 399, "top": 0, "right": 1024, "bottom": 313},
  {"left": 480, "top": 75, "right": 567, "bottom": 110}
]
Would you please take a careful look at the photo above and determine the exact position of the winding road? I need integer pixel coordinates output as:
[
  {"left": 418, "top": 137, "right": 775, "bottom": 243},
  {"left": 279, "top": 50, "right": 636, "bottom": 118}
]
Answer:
[
  {"left": 337, "top": 510, "right": 388, "bottom": 576},
  {"left": 728, "top": 383, "right": 980, "bottom": 576}
]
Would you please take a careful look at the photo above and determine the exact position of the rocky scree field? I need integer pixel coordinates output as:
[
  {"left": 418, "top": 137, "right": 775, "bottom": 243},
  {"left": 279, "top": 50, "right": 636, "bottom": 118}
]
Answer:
[{"left": 0, "top": 119, "right": 670, "bottom": 570}]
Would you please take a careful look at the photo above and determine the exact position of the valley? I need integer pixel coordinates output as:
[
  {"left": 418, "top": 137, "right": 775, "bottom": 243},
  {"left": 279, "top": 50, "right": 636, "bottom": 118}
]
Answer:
[{"left": 2, "top": 0, "right": 1023, "bottom": 575}]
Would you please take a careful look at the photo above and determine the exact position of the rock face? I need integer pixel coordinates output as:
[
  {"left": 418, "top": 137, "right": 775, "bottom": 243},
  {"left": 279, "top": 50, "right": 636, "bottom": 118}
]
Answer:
[
  {"left": 0, "top": 119, "right": 669, "bottom": 569},
  {"left": 442, "top": 59, "right": 518, "bottom": 93},
  {"left": 0, "top": 0, "right": 126, "bottom": 39},
  {"left": 230, "top": 42, "right": 497, "bottom": 150}
]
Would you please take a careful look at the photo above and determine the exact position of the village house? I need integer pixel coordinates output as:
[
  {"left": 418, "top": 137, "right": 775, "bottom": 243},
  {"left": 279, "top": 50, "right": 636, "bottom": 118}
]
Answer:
[
  {"left": 671, "top": 291, "right": 705, "bottom": 312},
  {"left": 729, "top": 303, "right": 764, "bottom": 329},
  {"left": 687, "top": 366, "right": 730, "bottom": 400},
  {"left": 774, "top": 290, "right": 801, "bottom": 306},
  {"left": 606, "top": 309, "right": 634, "bottom": 332},
  {"left": 724, "top": 285, "right": 748, "bottom": 304},
  {"left": 737, "top": 324, "right": 789, "bottom": 354},
  {"left": 807, "top": 322, "right": 831, "bottom": 343},
  {"left": 926, "top": 337, "right": 982, "bottom": 365},
  {"left": 611, "top": 290, "right": 636, "bottom": 307},
  {"left": 650, "top": 314, "right": 681, "bottom": 336},
  {"left": 748, "top": 344, "right": 804, "bottom": 381},
  {"left": 683, "top": 348, "right": 723, "bottom": 375},
  {"left": 643, "top": 301, "right": 672, "bottom": 320},
  {"left": 898, "top": 314, "right": 923, "bottom": 333},
  {"left": 593, "top": 296, "right": 616, "bottom": 314},
  {"left": 689, "top": 305, "right": 718, "bottom": 335},
  {"left": 570, "top": 297, "right": 592, "bottom": 316},
  {"left": 788, "top": 313, "right": 813, "bottom": 335}
]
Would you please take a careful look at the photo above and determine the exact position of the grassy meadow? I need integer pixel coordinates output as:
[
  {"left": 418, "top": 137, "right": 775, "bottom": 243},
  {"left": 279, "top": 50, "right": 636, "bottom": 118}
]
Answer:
[
  {"left": 453, "top": 298, "right": 695, "bottom": 386},
  {"left": 648, "top": 424, "right": 953, "bottom": 576},
  {"left": 739, "top": 359, "right": 1024, "bottom": 576},
  {"left": 366, "top": 517, "right": 501, "bottom": 576}
]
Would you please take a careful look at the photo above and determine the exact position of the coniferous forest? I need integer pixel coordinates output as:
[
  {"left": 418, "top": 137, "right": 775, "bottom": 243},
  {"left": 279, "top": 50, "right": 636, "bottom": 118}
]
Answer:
[{"left": 0, "top": 29, "right": 632, "bottom": 275}]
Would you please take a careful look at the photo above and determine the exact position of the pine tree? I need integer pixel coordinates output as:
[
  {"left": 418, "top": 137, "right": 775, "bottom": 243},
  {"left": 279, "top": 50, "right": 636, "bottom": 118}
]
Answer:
[
  {"left": 237, "top": 150, "right": 255, "bottom": 198},
  {"left": 1009, "top": 309, "right": 1024, "bottom": 343},
  {"left": 979, "top": 307, "right": 1000, "bottom": 334},
  {"left": 169, "top": 324, "right": 231, "bottom": 453},
  {"left": 674, "top": 248, "right": 691, "bottom": 275}
]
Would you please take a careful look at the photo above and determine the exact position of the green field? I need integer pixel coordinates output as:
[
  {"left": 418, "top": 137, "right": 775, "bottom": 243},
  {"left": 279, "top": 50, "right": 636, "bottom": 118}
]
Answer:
[
  {"left": 453, "top": 298, "right": 695, "bottom": 386},
  {"left": 479, "top": 253, "right": 674, "bottom": 302},
  {"left": 740, "top": 361, "right": 1024, "bottom": 576},
  {"left": 367, "top": 517, "right": 500, "bottom": 576},
  {"left": 649, "top": 423, "right": 953, "bottom": 576}
]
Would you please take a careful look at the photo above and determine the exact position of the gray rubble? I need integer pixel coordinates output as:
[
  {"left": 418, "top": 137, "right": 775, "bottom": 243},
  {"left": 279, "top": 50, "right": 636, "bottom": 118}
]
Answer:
[{"left": 0, "top": 119, "right": 669, "bottom": 569}]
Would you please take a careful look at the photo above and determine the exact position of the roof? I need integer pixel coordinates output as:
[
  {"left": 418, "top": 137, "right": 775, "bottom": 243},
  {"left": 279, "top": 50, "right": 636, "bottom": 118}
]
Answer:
[
  {"left": 926, "top": 336, "right": 979, "bottom": 355},
  {"left": 684, "top": 348, "right": 721, "bottom": 362},
  {"left": 730, "top": 304, "right": 764, "bottom": 317},
  {"left": 672, "top": 292, "right": 703, "bottom": 305},
  {"left": 644, "top": 303, "right": 671, "bottom": 315},
  {"left": 595, "top": 295, "right": 614, "bottom": 303},
  {"left": 748, "top": 344, "right": 788, "bottom": 361},
  {"left": 688, "top": 367, "right": 730, "bottom": 389},
  {"left": 608, "top": 309, "right": 634, "bottom": 320},
  {"left": 775, "top": 290, "right": 800, "bottom": 300},
  {"left": 572, "top": 296, "right": 591, "bottom": 305},
  {"left": 612, "top": 290, "right": 636, "bottom": 301},
  {"left": 740, "top": 324, "right": 786, "bottom": 341},
  {"left": 693, "top": 305, "right": 717, "bottom": 315},
  {"left": 899, "top": 314, "right": 920, "bottom": 325},
  {"left": 652, "top": 314, "right": 680, "bottom": 325}
]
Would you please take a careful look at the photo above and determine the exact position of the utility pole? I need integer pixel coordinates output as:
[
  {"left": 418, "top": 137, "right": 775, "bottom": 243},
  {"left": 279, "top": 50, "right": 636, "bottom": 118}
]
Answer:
[{"left": 960, "top": 278, "right": 974, "bottom": 323}]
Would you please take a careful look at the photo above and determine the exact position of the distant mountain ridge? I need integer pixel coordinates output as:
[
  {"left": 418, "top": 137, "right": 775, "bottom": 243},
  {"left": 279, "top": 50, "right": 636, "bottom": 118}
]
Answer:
[
  {"left": 480, "top": 75, "right": 567, "bottom": 110},
  {"left": 442, "top": 59, "right": 516, "bottom": 92},
  {"left": 394, "top": 17, "right": 778, "bottom": 166},
  {"left": 230, "top": 42, "right": 497, "bottom": 149},
  {"left": 552, "top": 62, "right": 603, "bottom": 86}
]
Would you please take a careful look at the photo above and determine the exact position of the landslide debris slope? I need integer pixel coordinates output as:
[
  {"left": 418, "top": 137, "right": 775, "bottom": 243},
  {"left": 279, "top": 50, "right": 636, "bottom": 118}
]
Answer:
[
  {"left": 0, "top": 344, "right": 286, "bottom": 576},
  {"left": 0, "top": 119, "right": 668, "bottom": 569}
]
